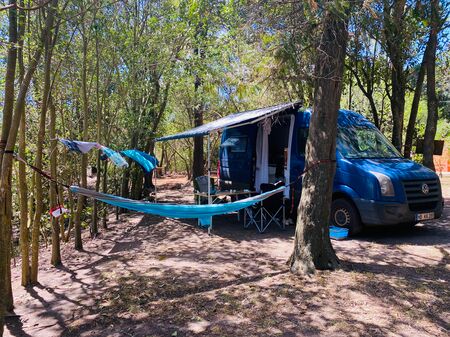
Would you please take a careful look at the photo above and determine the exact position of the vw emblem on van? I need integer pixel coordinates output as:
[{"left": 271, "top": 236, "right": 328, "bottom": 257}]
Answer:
[{"left": 421, "top": 183, "right": 430, "bottom": 195}]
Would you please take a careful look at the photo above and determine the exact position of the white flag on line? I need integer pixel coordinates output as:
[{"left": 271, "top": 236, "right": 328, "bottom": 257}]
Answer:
[{"left": 50, "top": 205, "right": 69, "bottom": 218}]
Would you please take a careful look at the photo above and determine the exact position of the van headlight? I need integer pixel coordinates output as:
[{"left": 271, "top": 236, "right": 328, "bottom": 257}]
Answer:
[{"left": 370, "top": 171, "right": 395, "bottom": 197}]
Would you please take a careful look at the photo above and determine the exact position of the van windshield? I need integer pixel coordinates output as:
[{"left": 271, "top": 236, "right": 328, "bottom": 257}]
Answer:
[{"left": 337, "top": 126, "right": 401, "bottom": 159}]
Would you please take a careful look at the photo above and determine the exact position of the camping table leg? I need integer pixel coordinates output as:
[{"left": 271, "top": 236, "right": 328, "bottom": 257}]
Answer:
[
  {"left": 259, "top": 200, "right": 264, "bottom": 233},
  {"left": 243, "top": 206, "right": 254, "bottom": 229}
]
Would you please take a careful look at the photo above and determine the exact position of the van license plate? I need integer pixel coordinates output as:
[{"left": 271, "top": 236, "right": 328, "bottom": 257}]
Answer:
[{"left": 415, "top": 212, "right": 435, "bottom": 221}]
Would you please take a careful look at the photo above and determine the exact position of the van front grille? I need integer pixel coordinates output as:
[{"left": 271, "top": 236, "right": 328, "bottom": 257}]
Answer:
[{"left": 402, "top": 179, "right": 441, "bottom": 212}]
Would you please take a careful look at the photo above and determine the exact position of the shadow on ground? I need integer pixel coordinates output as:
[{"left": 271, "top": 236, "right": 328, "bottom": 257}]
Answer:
[{"left": 5, "top": 189, "right": 449, "bottom": 337}]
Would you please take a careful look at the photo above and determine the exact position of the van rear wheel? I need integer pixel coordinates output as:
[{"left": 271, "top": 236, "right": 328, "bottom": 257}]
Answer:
[{"left": 331, "top": 198, "right": 362, "bottom": 235}]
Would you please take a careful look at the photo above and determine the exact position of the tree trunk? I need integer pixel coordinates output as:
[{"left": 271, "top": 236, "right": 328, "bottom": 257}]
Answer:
[
  {"left": 390, "top": 52, "right": 406, "bottom": 151},
  {"left": 404, "top": 45, "right": 428, "bottom": 159},
  {"left": 0, "top": 4, "right": 17, "bottom": 330},
  {"left": 92, "top": 26, "right": 102, "bottom": 237},
  {"left": 92, "top": 161, "right": 101, "bottom": 235},
  {"left": 18, "top": 108, "right": 30, "bottom": 287},
  {"left": 0, "top": 2, "right": 17, "bottom": 162},
  {"left": 58, "top": 179, "right": 65, "bottom": 241},
  {"left": 101, "top": 160, "right": 108, "bottom": 229},
  {"left": 368, "top": 42, "right": 380, "bottom": 129},
  {"left": 347, "top": 70, "right": 352, "bottom": 110},
  {"left": 66, "top": 190, "right": 75, "bottom": 242},
  {"left": 289, "top": 6, "right": 349, "bottom": 274},
  {"left": 192, "top": 24, "right": 205, "bottom": 181},
  {"left": 59, "top": 147, "right": 67, "bottom": 240},
  {"left": 383, "top": 0, "right": 406, "bottom": 151},
  {"left": 423, "top": 0, "right": 439, "bottom": 170},
  {"left": 192, "top": 73, "right": 204, "bottom": 179},
  {"left": 1, "top": 0, "right": 55, "bottom": 328},
  {"left": 17, "top": 0, "right": 30, "bottom": 288},
  {"left": 49, "top": 98, "right": 61, "bottom": 266},
  {"left": 74, "top": 29, "right": 89, "bottom": 251},
  {"left": 368, "top": 96, "right": 380, "bottom": 129},
  {"left": 31, "top": 0, "right": 57, "bottom": 282},
  {"left": 144, "top": 139, "right": 156, "bottom": 194},
  {"left": 120, "top": 132, "right": 138, "bottom": 205},
  {"left": 192, "top": 9, "right": 208, "bottom": 179},
  {"left": 131, "top": 168, "right": 144, "bottom": 200}
]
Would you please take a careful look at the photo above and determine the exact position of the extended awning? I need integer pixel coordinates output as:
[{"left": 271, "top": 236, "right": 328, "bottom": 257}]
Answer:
[{"left": 155, "top": 101, "right": 301, "bottom": 142}]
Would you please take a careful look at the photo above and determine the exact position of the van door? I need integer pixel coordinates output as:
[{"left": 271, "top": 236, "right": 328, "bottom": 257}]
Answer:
[
  {"left": 290, "top": 111, "right": 310, "bottom": 204},
  {"left": 219, "top": 124, "right": 257, "bottom": 190}
]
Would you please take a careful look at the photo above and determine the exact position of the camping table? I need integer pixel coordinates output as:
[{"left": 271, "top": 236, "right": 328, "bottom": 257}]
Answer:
[{"left": 194, "top": 190, "right": 256, "bottom": 205}]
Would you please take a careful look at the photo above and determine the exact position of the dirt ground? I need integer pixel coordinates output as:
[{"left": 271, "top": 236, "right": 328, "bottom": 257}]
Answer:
[{"left": 4, "top": 175, "right": 450, "bottom": 337}]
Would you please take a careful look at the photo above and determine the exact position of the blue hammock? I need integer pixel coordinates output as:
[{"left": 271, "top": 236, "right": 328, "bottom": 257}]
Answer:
[{"left": 70, "top": 185, "right": 285, "bottom": 227}]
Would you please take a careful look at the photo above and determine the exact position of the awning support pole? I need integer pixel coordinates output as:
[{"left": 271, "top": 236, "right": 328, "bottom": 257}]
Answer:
[
  {"left": 154, "top": 142, "right": 157, "bottom": 203},
  {"left": 207, "top": 132, "right": 212, "bottom": 234}
]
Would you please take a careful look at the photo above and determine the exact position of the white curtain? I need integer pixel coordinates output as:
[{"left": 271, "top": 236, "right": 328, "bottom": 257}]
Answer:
[
  {"left": 254, "top": 119, "right": 271, "bottom": 192},
  {"left": 284, "top": 115, "right": 295, "bottom": 197}
]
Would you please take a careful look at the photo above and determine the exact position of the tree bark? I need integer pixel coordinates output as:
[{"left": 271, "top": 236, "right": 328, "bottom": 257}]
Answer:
[
  {"left": 49, "top": 98, "right": 61, "bottom": 266},
  {"left": 383, "top": 0, "right": 407, "bottom": 151},
  {"left": 0, "top": 1, "right": 17, "bottom": 161},
  {"left": 101, "top": 160, "right": 108, "bottom": 229},
  {"left": 192, "top": 37, "right": 205, "bottom": 180},
  {"left": 423, "top": 0, "right": 439, "bottom": 170},
  {"left": 0, "top": 3, "right": 17, "bottom": 330},
  {"left": 59, "top": 143, "right": 67, "bottom": 240},
  {"left": 18, "top": 104, "right": 30, "bottom": 287},
  {"left": 31, "top": 0, "right": 57, "bottom": 283},
  {"left": 404, "top": 45, "right": 428, "bottom": 159},
  {"left": 289, "top": 5, "right": 349, "bottom": 274},
  {"left": 92, "top": 24, "right": 102, "bottom": 237},
  {"left": 1, "top": 0, "right": 55, "bottom": 329},
  {"left": 17, "top": 0, "right": 30, "bottom": 288},
  {"left": 74, "top": 25, "right": 89, "bottom": 250},
  {"left": 192, "top": 82, "right": 204, "bottom": 179}
]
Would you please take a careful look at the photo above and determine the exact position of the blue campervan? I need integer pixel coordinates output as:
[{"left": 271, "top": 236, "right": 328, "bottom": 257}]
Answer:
[{"left": 218, "top": 106, "right": 443, "bottom": 234}]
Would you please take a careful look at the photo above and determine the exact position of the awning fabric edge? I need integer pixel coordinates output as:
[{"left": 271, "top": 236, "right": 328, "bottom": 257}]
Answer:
[{"left": 155, "top": 101, "right": 301, "bottom": 142}]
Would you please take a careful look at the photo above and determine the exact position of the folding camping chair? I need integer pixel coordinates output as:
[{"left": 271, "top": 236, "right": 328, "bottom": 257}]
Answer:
[{"left": 244, "top": 181, "right": 285, "bottom": 233}]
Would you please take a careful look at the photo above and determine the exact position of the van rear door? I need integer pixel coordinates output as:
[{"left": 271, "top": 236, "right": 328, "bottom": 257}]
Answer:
[{"left": 219, "top": 124, "right": 257, "bottom": 190}]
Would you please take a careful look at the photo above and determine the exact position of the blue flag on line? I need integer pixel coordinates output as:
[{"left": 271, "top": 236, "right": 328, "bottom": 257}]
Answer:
[
  {"left": 121, "top": 149, "right": 158, "bottom": 173},
  {"left": 100, "top": 146, "right": 129, "bottom": 168}
]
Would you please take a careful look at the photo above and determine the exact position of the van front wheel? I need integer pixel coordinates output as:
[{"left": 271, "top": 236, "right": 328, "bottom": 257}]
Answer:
[{"left": 330, "top": 198, "right": 362, "bottom": 235}]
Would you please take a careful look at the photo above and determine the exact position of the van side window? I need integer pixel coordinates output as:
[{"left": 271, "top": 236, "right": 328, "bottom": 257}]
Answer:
[
  {"left": 221, "top": 136, "right": 248, "bottom": 153},
  {"left": 297, "top": 127, "right": 308, "bottom": 155}
]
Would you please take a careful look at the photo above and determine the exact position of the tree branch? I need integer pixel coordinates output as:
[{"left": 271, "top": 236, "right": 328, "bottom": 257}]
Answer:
[{"left": 1, "top": 0, "right": 52, "bottom": 11}]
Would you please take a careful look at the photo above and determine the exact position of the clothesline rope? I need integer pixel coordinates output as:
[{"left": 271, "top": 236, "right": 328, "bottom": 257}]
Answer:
[{"left": 9, "top": 147, "right": 335, "bottom": 192}]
